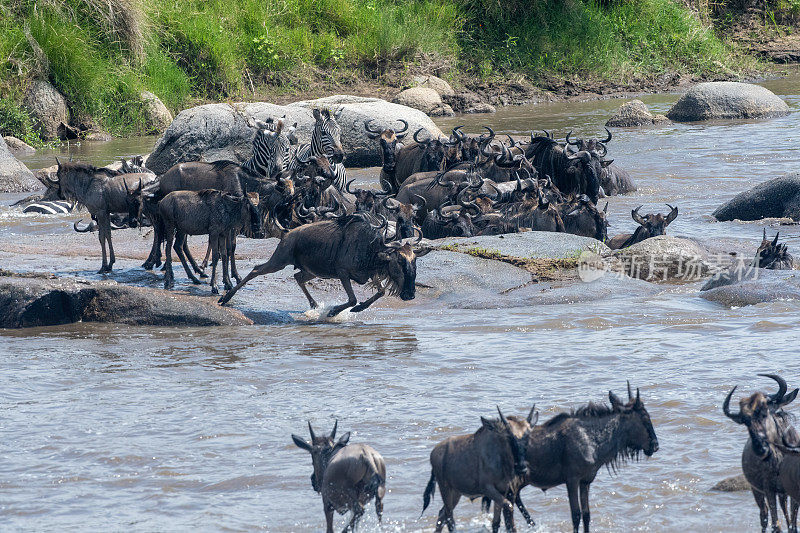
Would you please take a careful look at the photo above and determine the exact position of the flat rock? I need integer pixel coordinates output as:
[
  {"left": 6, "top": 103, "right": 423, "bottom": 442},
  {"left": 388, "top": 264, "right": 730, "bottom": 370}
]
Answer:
[
  {"left": 433, "top": 231, "right": 610, "bottom": 259},
  {"left": 700, "top": 268, "right": 800, "bottom": 307},
  {"left": 3, "top": 136, "right": 35, "bottom": 157},
  {"left": 613, "top": 236, "right": 710, "bottom": 281},
  {"left": 0, "top": 275, "right": 252, "bottom": 328},
  {"left": 713, "top": 174, "right": 800, "bottom": 221},
  {"left": 666, "top": 82, "right": 790, "bottom": 122},
  {"left": 711, "top": 474, "right": 751, "bottom": 492},
  {"left": 0, "top": 136, "right": 40, "bottom": 193},
  {"left": 147, "top": 97, "right": 442, "bottom": 173}
]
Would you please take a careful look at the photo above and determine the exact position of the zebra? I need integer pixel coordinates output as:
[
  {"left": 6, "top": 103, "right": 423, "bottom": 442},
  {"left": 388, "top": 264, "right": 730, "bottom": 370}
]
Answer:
[
  {"left": 241, "top": 116, "right": 292, "bottom": 179},
  {"left": 22, "top": 200, "right": 75, "bottom": 214},
  {"left": 289, "top": 108, "right": 347, "bottom": 190}
]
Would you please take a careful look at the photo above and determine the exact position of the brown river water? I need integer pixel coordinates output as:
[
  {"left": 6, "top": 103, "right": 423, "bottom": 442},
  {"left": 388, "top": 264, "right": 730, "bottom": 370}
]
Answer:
[{"left": 3, "top": 74, "right": 800, "bottom": 532}]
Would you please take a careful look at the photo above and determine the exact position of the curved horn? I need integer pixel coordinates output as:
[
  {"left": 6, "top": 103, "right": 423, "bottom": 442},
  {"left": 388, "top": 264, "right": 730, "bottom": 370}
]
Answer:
[
  {"left": 330, "top": 419, "right": 338, "bottom": 440},
  {"left": 308, "top": 421, "right": 317, "bottom": 441},
  {"left": 73, "top": 219, "right": 93, "bottom": 232},
  {"left": 773, "top": 232, "right": 780, "bottom": 247},
  {"left": 496, "top": 406, "right": 509, "bottom": 427},
  {"left": 382, "top": 196, "right": 400, "bottom": 213},
  {"left": 597, "top": 143, "right": 608, "bottom": 157},
  {"left": 364, "top": 119, "right": 382, "bottom": 139},
  {"left": 627, "top": 380, "right": 634, "bottom": 401},
  {"left": 723, "top": 386, "right": 745, "bottom": 424},
  {"left": 413, "top": 128, "right": 428, "bottom": 144},
  {"left": 506, "top": 134, "right": 517, "bottom": 147},
  {"left": 759, "top": 373, "right": 788, "bottom": 405},
  {"left": 666, "top": 204, "right": 678, "bottom": 225},
  {"left": 345, "top": 179, "right": 359, "bottom": 195},
  {"left": 413, "top": 194, "right": 426, "bottom": 212},
  {"left": 482, "top": 126, "right": 495, "bottom": 143},
  {"left": 527, "top": 404, "right": 537, "bottom": 424},
  {"left": 452, "top": 125, "right": 465, "bottom": 142},
  {"left": 566, "top": 131, "right": 580, "bottom": 146},
  {"left": 395, "top": 119, "right": 409, "bottom": 137},
  {"left": 601, "top": 127, "right": 612, "bottom": 144},
  {"left": 632, "top": 205, "right": 646, "bottom": 225}
]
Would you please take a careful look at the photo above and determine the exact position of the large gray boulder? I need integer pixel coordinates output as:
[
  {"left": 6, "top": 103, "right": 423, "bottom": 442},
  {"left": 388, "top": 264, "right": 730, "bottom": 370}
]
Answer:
[
  {"left": 391, "top": 87, "right": 453, "bottom": 117},
  {"left": 713, "top": 174, "right": 800, "bottom": 221},
  {"left": 3, "top": 136, "right": 35, "bottom": 157},
  {"left": 0, "top": 275, "right": 252, "bottom": 328},
  {"left": 606, "top": 100, "right": 670, "bottom": 127},
  {"left": 700, "top": 268, "right": 800, "bottom": 307},
  {"left": 666, "top": 82, "right": 790, "bottom": 122},
  {"left": 146, "top": 96, "right": 442, "bottom": 174},
  {"left": 410, "top": 75, "right": 455, "bottom": 97},
  {"left": 23, "top": 80, "right": 69, "bottom": 141},
  {"left": 613, "top": 236, "right": 710, "bottom": 281},
  {"left": 0, "top": 137, "right": 40, "bottom": 193}
]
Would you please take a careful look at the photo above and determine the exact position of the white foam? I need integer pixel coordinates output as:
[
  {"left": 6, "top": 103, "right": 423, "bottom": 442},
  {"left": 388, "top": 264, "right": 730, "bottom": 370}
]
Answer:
[{"left": 295, "top": 303, "right": 354, "bottom": 323}]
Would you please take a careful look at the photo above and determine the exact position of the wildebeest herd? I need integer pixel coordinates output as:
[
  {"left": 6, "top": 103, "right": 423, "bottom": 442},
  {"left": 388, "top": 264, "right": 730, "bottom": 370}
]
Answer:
[{"left": 26, "top": 108, "right": 800, "bottom": 531}]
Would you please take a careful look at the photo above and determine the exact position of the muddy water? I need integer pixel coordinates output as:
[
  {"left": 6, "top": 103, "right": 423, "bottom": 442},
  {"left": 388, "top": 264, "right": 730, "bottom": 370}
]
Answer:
[{"left": 4, "top": 75, "right": 800, "bottom": 532}]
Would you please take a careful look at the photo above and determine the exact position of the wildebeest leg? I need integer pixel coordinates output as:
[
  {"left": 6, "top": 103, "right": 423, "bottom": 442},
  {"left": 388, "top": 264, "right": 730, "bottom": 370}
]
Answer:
[
  {"left": 483, "top": 486, "right": 514, "bottom": 533},
  {"left": 515, "top": 492, "right": 534, "bottom": 526},
  {"left": 343, "top": 503, "right": 364, "bottom": 533},
  {"left": 163, "top": 225, "right": 176, "bottom": 290},
  {"left": 229, "top": 232, "right": 241, "bottom": 284},
  {"left": 201, "top": 238, "right": 212, "bottom": 271},
  {"left": 350, "top": 288, "right": 385, "bottom": 313},
  {"left": 182, "top": 239, "right": 207, "bottom": 278},
  {"left": 767, "top": 491, "right": 783, "bottom": 533},
  {"left": 218, "top": 252, "right": 291, "bottom": 305},
  {"left": 221, "top": 236, "right": 233, "bottom": 292},
  {"left": 324, "top": 501, "right": 334, "bottom": 533},
  {"left": 566, "top": 478, "right": 581, "bottom": 533},
  {"left": 756, "top": 490, "right": 770, "bottom": 533},
  {"left": 782, "top": 495, "right": 791, "bottom": 533},
  {"left": 327, "top": 275, "right": 357, "bottom": 317},
  {"left": 96, "top": 214, "right": 111, "bottom": 273},
  {"left": 293, "top": 270, "right": 319, "bottom": 309},
  {"left": 790, "top": 497, "right": 799, "bottom": 533},
  {"left": 209, "top": 234, "right": 221, "bottom": 295},
  {"left": 579, "top": 481, "right": 591, "bottom": 533},
  {"left": 143, "top": 217, "right": 162, "bottom": 270},
  {"left": 375, "top": 490, "right": 383, "bottom": 523},
  {"left": 435, "top": 484, "right": 459, "bottom": 533},
  {"left": 174, "top": 233, "right": 202, "bottom": 285}
]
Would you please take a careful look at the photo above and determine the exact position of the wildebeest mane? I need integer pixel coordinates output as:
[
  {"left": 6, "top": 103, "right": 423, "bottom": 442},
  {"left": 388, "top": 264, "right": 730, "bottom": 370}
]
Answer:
[
  {"left": 209, "top": 160, "right": 241, "bottom": 172},
  {"left": 544, "top": 402, "right": 614, "bottom": 428}
]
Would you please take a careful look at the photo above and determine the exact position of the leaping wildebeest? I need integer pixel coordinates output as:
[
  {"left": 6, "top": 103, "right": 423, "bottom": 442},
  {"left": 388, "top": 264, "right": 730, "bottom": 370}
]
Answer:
[
  {"left": 47, "top": 159, "right": 153, "bottom": 273},
  {"left": 218, "top": 213, "right": 430, "bottom": 316},
  {"left": 292, "top": 421, "right": 386, "bottom": 533},
  {"left": 421, "top": 407, "right": 532, "bottom": 533},
  {"left": 724, "top": 374, "right": 799, "bottom": 533},
  {"left": 509, "top": 383, "right": 658, "bottom": 533}
]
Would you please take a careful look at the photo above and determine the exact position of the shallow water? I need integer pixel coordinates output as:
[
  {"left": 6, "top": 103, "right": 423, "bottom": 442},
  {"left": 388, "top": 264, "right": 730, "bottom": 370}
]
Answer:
[{"left": 4, "top": 75, "right": 800, "bottom": 532}]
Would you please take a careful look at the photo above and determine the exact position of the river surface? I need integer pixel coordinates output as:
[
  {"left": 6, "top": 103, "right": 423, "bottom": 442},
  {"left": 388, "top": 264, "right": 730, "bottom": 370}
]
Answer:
[{"left": 3, "top": 74, "right": 800, "bottom": 532}]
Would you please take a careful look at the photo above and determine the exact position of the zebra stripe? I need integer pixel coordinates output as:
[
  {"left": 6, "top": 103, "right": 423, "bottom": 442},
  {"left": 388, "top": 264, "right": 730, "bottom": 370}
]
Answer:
[
  {"left": 22, "top": 201, "right": 74, "bottom": 214},
  {"left": 242, "top": 118, "right": 291, "bottom": 178},
  {"left": 288, "top": 109, "right": 347, "bottom": 190}
]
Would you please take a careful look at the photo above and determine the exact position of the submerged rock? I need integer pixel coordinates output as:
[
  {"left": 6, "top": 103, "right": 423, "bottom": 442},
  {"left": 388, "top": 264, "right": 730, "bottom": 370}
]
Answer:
[
  {"left": 606, "top": 100, "right": 669, "bottom": 127},
  {"left": 711, "top": 474, "right": 751, "bottom": 492},
  {"left": 666, "top": 82, "right": 789, "bottom": 122},
  {"left": 713, "top": 174, "right": 800, "bottom": 221},
  {"left": 146, "top": 97, "right": 442, "bottom": 173},
  {"left": 613, "top": 236, "right": 710, "bottom": 282},
  {"left": 0, "top": 275, "right": 252, "bottom": 328},
  {"left": 0, "top": 136, "right": 40, "bottom": 193},
  {"left": 700, "top": 268, "right": 800, "bottom": 307}
]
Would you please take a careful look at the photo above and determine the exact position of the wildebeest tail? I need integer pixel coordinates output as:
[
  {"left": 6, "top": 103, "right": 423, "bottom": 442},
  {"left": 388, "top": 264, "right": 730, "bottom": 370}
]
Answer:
[
  {"left": 421, "top": 469, "right": 436, "bottom": 517},
  {"left": 364, "top": 472, "right": 384, "bottom": 499}
]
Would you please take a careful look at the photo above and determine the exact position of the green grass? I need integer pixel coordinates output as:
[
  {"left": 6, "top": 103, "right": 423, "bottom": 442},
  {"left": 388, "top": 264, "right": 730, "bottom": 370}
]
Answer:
[{"left": 0, "top": 0, "right": 754, "bottom": 139}]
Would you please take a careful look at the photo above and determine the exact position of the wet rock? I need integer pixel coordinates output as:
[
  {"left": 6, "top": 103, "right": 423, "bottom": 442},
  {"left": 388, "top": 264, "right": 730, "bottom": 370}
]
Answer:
[
  {"left": 700, "top": 268, "right": 800, "bottom": 307},
  {"left": 391, "top": 87, "right": 445, "bottom": 115},
  {"left": 23, "top": 80, "right": 70, "bottom": 141},
  {"left": 463, "top": 103, "right": 496, "bottom": 114},
  {"left": 0, "top": 275, "right": 252, "bottom": 328},
  {"left": 442, "top": 91, "right": 481, "bottom": 113},
  {"left": 140, "top": 91, "right": 173, "bottom": 134},
  {"left": 652, "top": 114, "right": 670, "bottom": 125},
  {"left": 3, "top": 136, "right": 35, "bottom": 158},
  {"left": 434, "top": 231, "right": 610, "bottom": 259},
  {"left": 147, "top": 97, "right": 442, "bottom": 173},
  {"left": 410, "top": 75, "right": 455, "bottom": 97},
  {"left": 711, "top": 474, "right": 751, "bottom": 492},
  {"left": 666, "top": 82, "right": 789, "bottom": 122},
  {"left": 713, "top": 174, "right": 800, "bottom": 221},
  {"left": 84, "top": 131, "right": 113, "bottom": 142},
  {"left": 0, "top": 136, "right": 40, "bottom": 193},
  {"left": 428, "top": 103, "right": 455, "bottom": 117},
  {"left": 606, "top": 100, "right": 669, "bottom": 127},
  {"left": 613, "top": 236, "right": 710, "bottom": 281}
]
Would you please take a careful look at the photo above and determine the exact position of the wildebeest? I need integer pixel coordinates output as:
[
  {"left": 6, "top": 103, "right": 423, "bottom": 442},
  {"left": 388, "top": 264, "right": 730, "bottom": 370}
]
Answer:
[
  {"left": 527, "top": 135, "right": 611, "bottom": 203},
  {"left": 421, "top": 204, "right": 477, "bottom": 239},
  {"left": 757, "top": 230, "right": 795, "bottom": 270},
  {"left": 421, "top": 407, "right": 532, "bottom": 533},
  {"left": 764, "top": 429, "right": 800, "bottom": 533},
  {"left": 393, "top": 128, "right": 456, "bottom": 191},
  {"left": 364, "top": 119, "right": 408, "bottom": 193},
  {"left": 159, "top": 189, "right": 261, "bottom": 293},
  {"left": 724, "top": 374, "right": 799, "bottom": 533},
  {"left": 292, "top": 421, "right": 386, "bottom": 533},
  {"left": 560, "top": 196, "right": 609, "bottom": 242},
  {"left": 46, "top": 160, "right": 153, "bottom": 273},
  {"left": 508, "top": 383, "right": 658, "bottom": 533},
  {"left": 218, "top": 213, "right": 430, "bottom": 316},
  {"left": 382, "top": 197, "right": 423, "bottom": 240},
  {"left": 607, "top": 205, "right": 678, "bottom": 250}
]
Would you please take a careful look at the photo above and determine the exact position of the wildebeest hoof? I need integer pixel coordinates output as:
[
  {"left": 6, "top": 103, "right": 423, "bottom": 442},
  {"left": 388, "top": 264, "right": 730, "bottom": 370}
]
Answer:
[
  {"left": 142, "top": 262, "right": 153, "bottom": 270},
  {"left": 350, "top": 303, "right": 367, "bottom": 312},
  {"left": 211, "top": 286, "right": 219, "bottom": 295},
  {"left": 164, "top": 281, "right": 173, "bottom": 290},
  {"left": 199, "top": 273, "right": 208, "bottom": 279}
]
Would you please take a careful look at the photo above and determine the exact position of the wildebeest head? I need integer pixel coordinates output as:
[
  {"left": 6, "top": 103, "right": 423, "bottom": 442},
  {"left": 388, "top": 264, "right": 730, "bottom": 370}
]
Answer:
[
  {"left": 631, "top": 204, "right": 678, "bottom": 239},
  {"left": 564, "top": 196, "right": 609, "bottom": 242},
  {"left": 292, "top": 421, "right": 350, "bottom": 493},
  {"left": 481, "top": 406, "right": 532, "bottom": 477},
  {"left": 365, "top": 119, "right": 408, "bottom": 174},
  {"left": 383, "top": 197, "right": 423, "bottom": 240},
  {"left": 565, "top": 150, "right": 612, "bottom": 204},
  {"left": 413, "top": 128, "right": 449, "bottom": 172},
  {"left": 756, "top": 230, "right": 794, "bottom": 269},
  {"left": 312, "top": 108, "right": 344, "bottom": 164},
  {"left": 566, "top": 128, "right": 613, "bottom": 156},
  {"left": 724, "top": 374, "right": 799, "bottom": 460},
  {"left": 378, "top": 237, "right": 430, "bottom": 301},
  {"left": 123, "top": 177, "right": 144, "bottom": 228},
  {"left": 346, "top": 179, "right": 388, "bottom": 213},
  {"left": 222, "top": 192, "right": 262, "bottom": 237},
  {"left": 49, "top": 158, "right": 116, "bottom": 202},
  {"left": 609, "top": 382, "right": 659, "bottom": 457}
]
